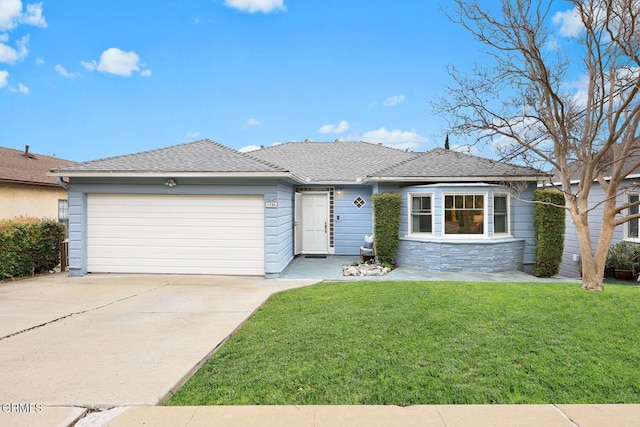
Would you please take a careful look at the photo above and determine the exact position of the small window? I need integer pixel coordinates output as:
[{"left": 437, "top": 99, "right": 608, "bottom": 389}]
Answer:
[
  {"left": 627, "top": 193, "right": 639, "bottom": 239},
  {"left": 444, "top": 194, "right": 484, "bottom": 235},
  {"left": 410, "top": 194, "right": 432, "bottom": 234},
  {"left": 494, "top": 195, "right": 509, "bottom": 234},
  {"left": 353, "top": 196, "right": 366, "bottom": 209},
  {"left": 58, "top": 199, "right": 69, "bottom": 231}
]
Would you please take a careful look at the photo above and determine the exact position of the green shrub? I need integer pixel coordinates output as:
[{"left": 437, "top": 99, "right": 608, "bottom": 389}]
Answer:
[
  {"left": 0, "top": 217, "right": 66, "bottom": 279},
  {"left": 372, "top": 193, "right": 402, "bottom": 265},
  {"left": 533, "top": 190, "right": 566, "bottom": 277}
]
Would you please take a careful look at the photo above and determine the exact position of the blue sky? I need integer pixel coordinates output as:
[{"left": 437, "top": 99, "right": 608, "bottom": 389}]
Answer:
[{"left": 1, "top": 0, "right": 580, "bottom": 162}]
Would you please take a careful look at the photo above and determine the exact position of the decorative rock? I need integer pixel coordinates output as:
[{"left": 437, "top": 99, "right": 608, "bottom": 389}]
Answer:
[{"left": 342, "top": 262, "right": 391, "bottom": 276}]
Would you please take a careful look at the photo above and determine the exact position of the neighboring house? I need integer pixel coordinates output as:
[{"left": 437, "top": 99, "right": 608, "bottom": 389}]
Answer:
[
  {"left": 49, "top": 139, "right": 546, "bottom": 278},
  {"left": 557, "top": 161, "right": 640, "bottom": 278},
  {"left": 0, "top": 145, "right": 75, "bottom": 224}
]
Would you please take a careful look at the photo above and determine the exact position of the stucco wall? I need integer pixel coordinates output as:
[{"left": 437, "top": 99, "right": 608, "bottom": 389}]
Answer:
[{"left": 0, "top": 183, "right": 67, "bottom": 220}]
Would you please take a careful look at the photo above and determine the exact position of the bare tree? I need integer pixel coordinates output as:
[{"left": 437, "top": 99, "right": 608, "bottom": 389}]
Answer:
[{"left": 438, "top": 0, "right": 640, "bottom": 290}]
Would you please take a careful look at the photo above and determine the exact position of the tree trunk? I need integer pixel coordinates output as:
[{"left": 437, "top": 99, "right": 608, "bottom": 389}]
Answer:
[{"left": 570, "top": 209, "right": 605, "bottom": 291}]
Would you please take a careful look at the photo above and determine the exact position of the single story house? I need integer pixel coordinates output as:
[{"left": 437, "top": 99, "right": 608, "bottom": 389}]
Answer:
[
  {"left": 0, "top": 145, "right": 75, "bottom": 223},
  {"left": 49, "top": 139, "right": 546, "bottom": 277}
]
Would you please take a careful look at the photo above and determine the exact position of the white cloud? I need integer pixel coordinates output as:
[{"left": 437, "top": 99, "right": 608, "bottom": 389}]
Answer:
[
  {"left": 0, "top": 34, "right": 29, "bottom": 64},
  {"left": 319, "top": 120, "right": 349, "bottom": 134},
  {"left": 54, "top": 64, "right": 79, "bottom": 79},
  {"left": 185, "top": 131, "right": 201, "bottom": 139},
  {"left": 81, "top": 60, "right": 97, "bottom": 71},
  {"left": 361, "top": 127, "right": 428, "bottom": 151},
  {"left": 224, "top": 0, "right": 285, "bottom": 14},
  {"left": 21, "top": 2, "right": 46, "bottom": 27},
  {"left": 0, "top": 0, "right": 46, "bottom": 30},
  {"left": 553, "top": 7, "right": 584, "bottom": 37},
  {"left": 0, "top": 0, "right": 23, "bottom": 30},
  {"left": 244, "top": 118, "right": 260, "bottom": 128},
  {"left": 238, "top": 144, "right": 263, "bottom": 153},
  {"left": 0, "top": 70, "right": 8, "bottom": 87},
  {"left": 383, "top": 94, "right": 405, "bottom": 107},
  {"left": 84, "top": 48, "right": 151, "bottom": 77},
  {"left": 35, "top": 57, "right": 43, "bottom": 65},
  {"left": 14, "top": 82, "right": 28, "bottom": 93}
]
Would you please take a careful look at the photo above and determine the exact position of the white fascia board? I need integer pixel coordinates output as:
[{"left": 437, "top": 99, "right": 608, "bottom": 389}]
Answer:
[
  {"left": 48, "top": 170, "right": 304, "bottom": 181},
  {"left": 367, "top": 176, "right": 544, "bottom": 182},
  {"left": 543, "top": 173, "right": 640, "bottom": 187}
]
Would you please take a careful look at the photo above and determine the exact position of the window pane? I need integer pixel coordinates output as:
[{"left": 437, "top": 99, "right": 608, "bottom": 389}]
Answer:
[
  {"left": 412, "top": 214, "right": 432, "bottom": 233},
  {"left": 418, "top": 215, "right": 432, "bottom": 232},
  {"left": 445, "top": 208, "right": 483, "bottom": 234},
  {"left": 494, "top": 215, "right": 506, "bottom": 233},
  {"left": 412, "top": 197, "right": 421, "bottom": 213},
  {"left": 629, "top": 194, "right": 638, "bottom": 238},
  {"left": 455, "top": 195, "right": 464, "bottom": 209},
  {"left": 444, "top": 194, "right": 485, "bottom": 235},
  {"left": 445, "top": 195, "right": 453, "bottom": 209},
  {"left": 494, "top": 196, "right": 507, "bottom": 213},
  {"left": 420, "top": 197, "right": 431, "bottom": 212}
]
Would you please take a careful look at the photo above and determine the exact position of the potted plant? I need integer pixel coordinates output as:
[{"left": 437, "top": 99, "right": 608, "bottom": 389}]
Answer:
[{"left": 606, "top": 241, "right": 640, "bottom": 280}]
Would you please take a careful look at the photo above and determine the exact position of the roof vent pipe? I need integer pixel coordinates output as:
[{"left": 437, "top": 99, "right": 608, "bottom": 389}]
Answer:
[{"left": 24, "top": 145, "right": 30, "bottom": 157}]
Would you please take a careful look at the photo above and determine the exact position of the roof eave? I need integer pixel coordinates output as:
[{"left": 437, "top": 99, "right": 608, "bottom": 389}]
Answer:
[
  {"left": 0, "top": 178, "right": 61, "bottom": 187},
  {"left": 367, "top": 175, "right": 546, "bottom": 182},
  {"left": 48, "top": 170, "right": 304, "bottom": 182}
]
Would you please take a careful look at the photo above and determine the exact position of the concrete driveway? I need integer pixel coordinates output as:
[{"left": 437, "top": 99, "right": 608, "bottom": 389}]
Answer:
[{"left": 0, "top": 273, "right": 316, "bottom": 410}]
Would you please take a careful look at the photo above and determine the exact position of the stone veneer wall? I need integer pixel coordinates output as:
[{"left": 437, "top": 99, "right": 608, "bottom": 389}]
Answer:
[{"left": 397, "top": 238, "right": 525, "bottom": 272}]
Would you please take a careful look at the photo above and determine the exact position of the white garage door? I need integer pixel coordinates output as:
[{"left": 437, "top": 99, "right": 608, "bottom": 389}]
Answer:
[{"left": 87, "top": 194, "right": 265, "bottom": 275}]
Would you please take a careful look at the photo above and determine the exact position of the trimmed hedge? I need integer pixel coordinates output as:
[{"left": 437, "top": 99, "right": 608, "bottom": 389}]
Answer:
[
  {"left": 372, "top": 193, "right": 402, "bottom": 265},
  {"left": 534, "top": 190, "right": 566, "bottom": 277},
  {"left": 0, "top": 218, "right": 66, "bottom": 279}
]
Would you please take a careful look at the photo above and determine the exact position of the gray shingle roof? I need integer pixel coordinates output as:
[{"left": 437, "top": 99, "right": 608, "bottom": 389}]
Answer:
[
  {"left": 370, "top": 148, "right": 545, "bottom": 180},
  {"left": 52, "top": 139, "right": 285, "bottom": 174},
  {"left": 248, "top": 141, "right": 420, "bottom": 183},
  {"left": 51, "top": 139, "right": 546, "bottom": 182}
]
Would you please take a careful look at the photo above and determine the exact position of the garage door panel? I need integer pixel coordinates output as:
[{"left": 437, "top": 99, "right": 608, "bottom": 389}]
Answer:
[
  {"left": 88, "top": 228, "right": 264, "bottom": 241},
  {"left": 89, "top": 237, "right": 264, "bottom": 247},
  {"left": 88, "top": 246, "right": 263, "bottom": 259},
  {"left": 87, "top": 194, "right": 265, "bottom": 275}
]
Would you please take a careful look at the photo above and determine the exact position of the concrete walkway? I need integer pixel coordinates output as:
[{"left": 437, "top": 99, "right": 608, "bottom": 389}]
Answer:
[{"left": 279, "top": 254, "right": 581, "bottom": 283}]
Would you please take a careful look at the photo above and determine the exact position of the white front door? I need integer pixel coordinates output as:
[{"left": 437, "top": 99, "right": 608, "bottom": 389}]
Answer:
[{"left": 301, "top": 192, "right": 329, "bottom": 253}]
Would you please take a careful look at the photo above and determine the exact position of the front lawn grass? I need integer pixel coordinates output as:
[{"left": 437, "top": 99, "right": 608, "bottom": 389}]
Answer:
[{"left": 167, "top": 281, "right": 640, "bottom": 405}]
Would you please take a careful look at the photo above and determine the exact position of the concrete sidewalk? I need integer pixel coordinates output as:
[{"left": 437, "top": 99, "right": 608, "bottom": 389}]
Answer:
[{"left": 3, "top": 403, "right": 639, "bottom": 426}]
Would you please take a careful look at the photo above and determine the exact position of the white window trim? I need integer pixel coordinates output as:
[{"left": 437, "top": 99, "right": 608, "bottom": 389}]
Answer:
[
  {"left": 407, "top": 192, "right": 434, "bottom": 237},
  {"left": 624, "top": 192, "right": 640, "bottom": 242},
  {"left": 442, "top": 192, "right": 488, "bottom": 239},
  {"left": 493, "top": 193, "right": 511, "bottom": 236}
]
